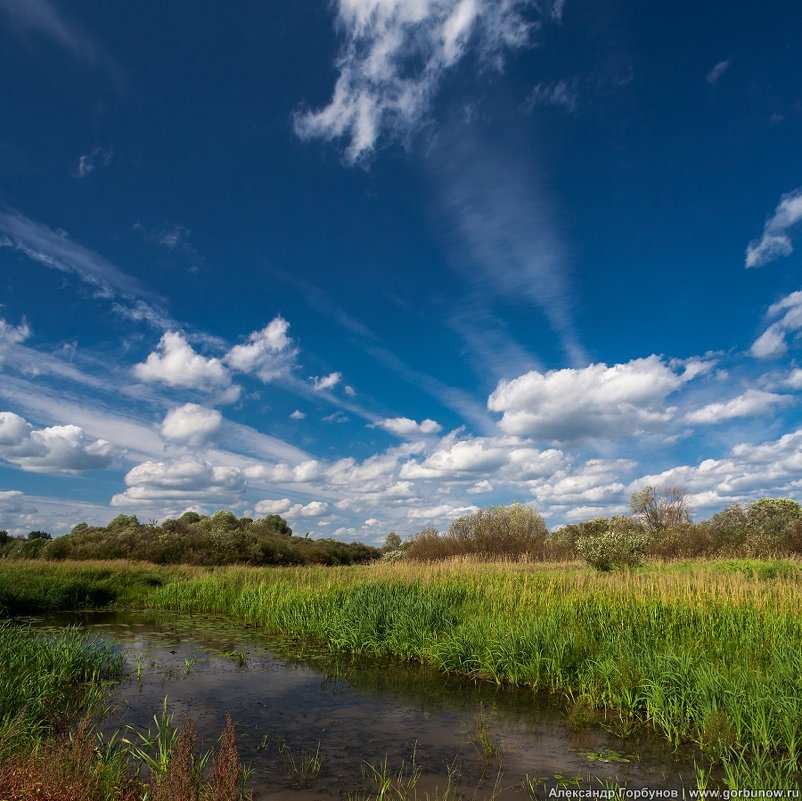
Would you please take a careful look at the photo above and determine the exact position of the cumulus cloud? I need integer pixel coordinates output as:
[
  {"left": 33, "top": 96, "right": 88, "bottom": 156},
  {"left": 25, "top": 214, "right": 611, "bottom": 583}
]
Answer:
[
  {"left": 111, "top": 456, "right": 245, "bottom": 506},
  {"left": 372, "top": 417, "right": 442, "bottom": 436},
  {"left": 750, "top": 291, "right": 802, "bottom": 359},
  {"left": 408, "top": 503, "right": 478, "bottom": 520},
  {"left": 134, "top": 332, "right": 234, "bottom": 393},
  {"left": 289, "top": 410, "right": 306, "bottom": 420},
  {"left": 401, "top": 435, "right": 508, "bottom": 478},
  {"left": 487, "top": 356, "right": 706, "bottom": 441},
  {"left": 0, "top": 318, "right": 31, "bottom": 364},
  {"left": 294, "top": 0, "right": 544, "bottom": 162},
  {"left": 632, "top": 427, "right": 802, "bottom": 514},
  {"left": 226, "top": 317, "right": 298, "bottom": 382},
  {"left": 245, "top": 460, "right": 321, "bottom": 484},
  {"left": 254, "top": 498, "right": 328, "bottom": 518},
  {"left": 160, "top": 403, "right": 222, "bottom": 446},
  {"left": 0, "top": 411, "right": 112, "bottom": 473},
  {"left": 745, "top": 189, "right": 802, "bottom": 268},
  {"left": 310, "top": 371, "right": 342, "bottom": 391},
  {"left": 684, "top": 388, "right": 793, "bottom": 424}
]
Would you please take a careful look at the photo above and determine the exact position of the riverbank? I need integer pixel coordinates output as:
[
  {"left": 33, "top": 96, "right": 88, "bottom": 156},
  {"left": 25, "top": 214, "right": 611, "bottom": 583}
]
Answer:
[{"left": 1, "top": 558, "right": 801, "bottom": 790}]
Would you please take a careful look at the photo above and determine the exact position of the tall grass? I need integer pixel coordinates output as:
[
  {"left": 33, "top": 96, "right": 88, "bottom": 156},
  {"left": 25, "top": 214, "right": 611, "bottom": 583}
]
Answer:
[
  {"left": 142, "top": 558, "right": 802, "bottom": 786},
  {"left": 3, "top": 558, "right": 801, "bottom": 786},
  {"left": 0, "top": 622, "right": 123, "bottom": 754},
  {"left": 0, "top": 560, "right": 198, "bottom": 614}
]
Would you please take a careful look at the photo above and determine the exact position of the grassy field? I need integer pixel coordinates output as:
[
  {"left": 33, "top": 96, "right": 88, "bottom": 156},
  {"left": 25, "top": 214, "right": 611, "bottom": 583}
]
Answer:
[{"left": 1, "top": 557, "right": 801, "bottom": 790}]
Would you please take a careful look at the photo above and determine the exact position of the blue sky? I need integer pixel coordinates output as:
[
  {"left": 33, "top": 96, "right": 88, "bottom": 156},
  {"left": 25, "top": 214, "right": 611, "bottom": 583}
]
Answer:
[{"left": 1, "top": 0, "right": 802, "bottom": 541}]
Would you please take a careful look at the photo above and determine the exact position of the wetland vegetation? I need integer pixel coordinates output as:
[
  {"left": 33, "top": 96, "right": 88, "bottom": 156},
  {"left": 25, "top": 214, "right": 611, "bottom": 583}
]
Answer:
[{"left": 1, "top": 494, "right": 802, "bottom": 796}]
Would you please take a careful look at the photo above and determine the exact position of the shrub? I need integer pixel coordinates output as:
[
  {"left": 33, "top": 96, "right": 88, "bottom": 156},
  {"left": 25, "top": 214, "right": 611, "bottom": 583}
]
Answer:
[
  {"left": 407, "top": 505, "right": 548, "bottom": 561},
  {"left": 576, "top": 526, "right": 650, "bottom": 571}
]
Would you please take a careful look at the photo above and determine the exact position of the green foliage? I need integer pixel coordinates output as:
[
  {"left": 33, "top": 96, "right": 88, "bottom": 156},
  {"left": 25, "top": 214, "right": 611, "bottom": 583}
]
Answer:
[
  {"left": 630, "top": 485, "right": 691, "bottom": 531},
  {"left": 0, "top": 622, "right": 123, "bottom": 754},
  {"left": 383, "top": 532, "right": 402, "bottom": 551},
  {"left": 407, "top": 504, "right": 548, "bottom": 561},
  {"left": 0, "top": 512, "right": 378, "bottom": 567},
  {"left": 576, "top": 525, "right": 650, "bottom": 571}
]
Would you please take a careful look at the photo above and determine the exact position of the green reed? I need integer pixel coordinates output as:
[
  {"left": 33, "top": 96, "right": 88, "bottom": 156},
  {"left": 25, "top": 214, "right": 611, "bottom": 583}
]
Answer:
[{"left": 3, "top": 557, "right": 802, "bottom": 786}]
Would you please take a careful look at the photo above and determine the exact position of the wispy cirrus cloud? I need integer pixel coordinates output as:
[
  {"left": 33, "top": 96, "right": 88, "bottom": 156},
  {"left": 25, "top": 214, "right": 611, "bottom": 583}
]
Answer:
[
  {"left": 745, "top": 188, "right": 802, "bottom": 268},
  {"left": 73, "top": 146, "right": 113, "bottom": 178},
  {"left": 0, "top": 209, "right": 173, "bottom": 327},
  {"left": 294, "top": 0, "right": 552, "bottom": 162},
  {"left": 435, "top": 127, "right": 586, "bottom": 365},
  {"left": 0, "top": 0, "right": 98, "bottom": 62},
  {"left": 706, "top": 58, "right": 731, "bottom": 86},
  {"left": 524, "top": 78, "right": 579, "bottom": 113}
]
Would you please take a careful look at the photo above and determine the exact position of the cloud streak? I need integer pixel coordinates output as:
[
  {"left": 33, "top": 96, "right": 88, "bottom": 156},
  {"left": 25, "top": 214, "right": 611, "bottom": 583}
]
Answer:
[{"left": 0, "top": 0, "right": 98, "bottom": 62}]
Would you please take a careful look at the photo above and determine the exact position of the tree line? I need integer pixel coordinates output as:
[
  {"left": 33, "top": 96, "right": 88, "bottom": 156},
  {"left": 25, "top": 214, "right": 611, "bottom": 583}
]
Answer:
[{"left": 0, "top": 511, "right": 379, "bottom": 566}]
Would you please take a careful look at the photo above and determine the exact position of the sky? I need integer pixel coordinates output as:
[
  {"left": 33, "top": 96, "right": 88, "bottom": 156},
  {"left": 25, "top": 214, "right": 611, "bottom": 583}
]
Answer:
[{"left": 1, "top": 0, "right": 802, "bottom": 541}]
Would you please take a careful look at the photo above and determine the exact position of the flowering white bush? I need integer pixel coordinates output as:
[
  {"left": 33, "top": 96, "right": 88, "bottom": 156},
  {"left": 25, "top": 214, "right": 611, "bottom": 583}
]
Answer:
[{"left": 576, "top": 526, "right": 650, "bottom": 571}]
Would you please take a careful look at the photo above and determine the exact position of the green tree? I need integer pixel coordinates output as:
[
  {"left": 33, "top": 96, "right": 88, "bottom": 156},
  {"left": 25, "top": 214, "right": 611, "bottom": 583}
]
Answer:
[
  {"left": 383, "top": 532, "right": 402, "bottom": 551},
  {"left": 630, "top": 485, "right": 690, "bottom": 531},
  {"left": 747, "top": 498, "right": 802, "bottom": 539}
]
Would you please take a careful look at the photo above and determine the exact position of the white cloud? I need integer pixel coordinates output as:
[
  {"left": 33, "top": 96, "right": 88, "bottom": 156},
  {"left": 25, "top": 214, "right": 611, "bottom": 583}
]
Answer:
[
  {"left": 289, "top": 410, "right": 307, "bottom": 420},
  {"left": 245, "top": 460, "right": 321, "bottom": 484},
  {"left": 0, "top": 210, "right": 172, "bottom": 327},
  {"left": 706, "top": 58, "right": 731, "bottom": 86},
  {"left": 525, "top": 79, "right": 578, "bottom": 113},
  {"left": 401, "top": 435, "right": 508, "bottom": 478},
  {"left": 0, "top": 411, "right": 112, "bottom": 473},
  {"left": 310, "top": 371, "right": 341, "bottom": 391},
  {"left": 408, "top": 503, "right": 479, "bottom": 521},
  {"left": 255, "top": 497, "right": 291, "bottom": 514},
  {"left": 783, "top": 368, "right": 802, "bottom": 389},
  {"left": 254, "top": 498, "right": 328, "bottom": 518},
  {"left": 226, "top": 317, "right": 298, "bottom": 382},
  {"left": 134, "top": 332, "right": 234, "bottom": 392},
  {"left": 631, "top": 427, "right": 802, "bottom": 514},
  {"left": 373, "top": 417, "right": 442, "bottom": 436},
  {"left": 684, "top": 388, "right": 793, "bottom": 424},
  {"left": 745, "top": 189, "right": 802, "bottom": 268},
  {"left": 750, "top": 291, "right": 802, "bottom": 359},
  {"left": 160, "top": 403, "right": 222, "bottom": 446},
  {"left": 73, "top": 146, "right": 113, "bottom": 178},
  {"left": 0, "top": 318, "right": 31, "bottom": 364},
  {"left": 0, "top": 318, "right": 31, "bottom": 346},
  {"left": 488, "top": 356, "right": 703, "bottom": 441},
  {"left": 0, "top": 0, "right": 98, "bottom": 62},
  {"left": 294, "top": 0, "right": 541, "bottom": 162},
  {"left": 111, "top": 456, "right": 245, "bottom": 506},
  {"left": 344, "top": 385, "right": 357, "bottom": 397}
]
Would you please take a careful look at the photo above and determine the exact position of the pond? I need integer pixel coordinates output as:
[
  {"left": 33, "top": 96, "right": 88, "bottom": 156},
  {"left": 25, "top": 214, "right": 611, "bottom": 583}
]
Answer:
[{"left": 33, "top": 610, "right": 699, "bottom": 799}]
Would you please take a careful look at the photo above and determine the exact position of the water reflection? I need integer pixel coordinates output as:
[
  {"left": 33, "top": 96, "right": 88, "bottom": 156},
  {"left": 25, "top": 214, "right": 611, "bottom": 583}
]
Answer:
[{"left": 33, "top": 609, "right": 699, "bottom": 799}]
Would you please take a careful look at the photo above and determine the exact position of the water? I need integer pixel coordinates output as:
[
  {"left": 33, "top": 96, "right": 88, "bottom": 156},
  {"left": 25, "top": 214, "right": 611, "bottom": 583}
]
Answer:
[{"left": 32, "top": 610, "right": 700, "bottom": 798}]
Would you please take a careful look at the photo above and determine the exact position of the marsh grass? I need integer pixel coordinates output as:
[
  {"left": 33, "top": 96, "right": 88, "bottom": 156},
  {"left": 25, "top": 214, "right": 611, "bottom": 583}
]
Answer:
[
  {"left": 0, "top": 622, "right": 123, "bottom": 754},
  {"left": 5, "top": 558, "right": 802, "bottom": 787}
]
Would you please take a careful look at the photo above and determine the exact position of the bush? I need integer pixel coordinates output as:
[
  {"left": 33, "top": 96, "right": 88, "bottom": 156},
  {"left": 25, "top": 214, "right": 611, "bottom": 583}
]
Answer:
[
  {"left": 577, "top": 526, "right": 651, "bottom": 571},
  {"left": 407, "top": 505, "right": 548, "bottom": 561}
]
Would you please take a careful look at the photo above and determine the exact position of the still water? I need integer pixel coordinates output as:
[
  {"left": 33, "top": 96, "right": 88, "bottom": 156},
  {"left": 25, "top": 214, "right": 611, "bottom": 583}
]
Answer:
[{"left": 34, "top": 610, "right": 699, "bottom": 799}]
